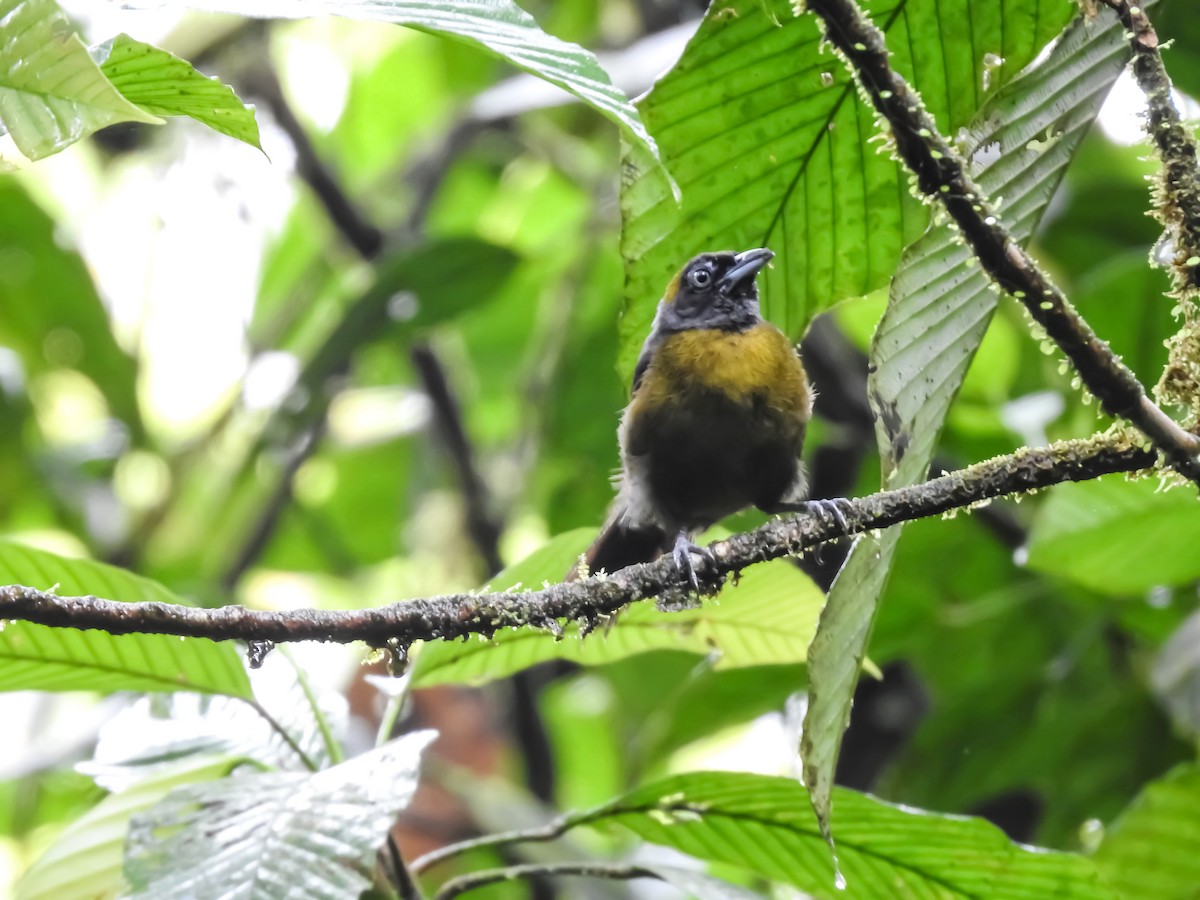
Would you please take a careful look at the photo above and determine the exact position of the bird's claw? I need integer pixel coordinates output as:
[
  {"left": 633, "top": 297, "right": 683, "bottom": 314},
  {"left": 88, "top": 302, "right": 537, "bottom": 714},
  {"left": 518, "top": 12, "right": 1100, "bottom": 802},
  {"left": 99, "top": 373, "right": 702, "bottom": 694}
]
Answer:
[
  {"left": 672, "top": 532, "right": 715, "bottom": 592},
  {"left": 806, "top": 497, "right": 853, "bottom": 535}
]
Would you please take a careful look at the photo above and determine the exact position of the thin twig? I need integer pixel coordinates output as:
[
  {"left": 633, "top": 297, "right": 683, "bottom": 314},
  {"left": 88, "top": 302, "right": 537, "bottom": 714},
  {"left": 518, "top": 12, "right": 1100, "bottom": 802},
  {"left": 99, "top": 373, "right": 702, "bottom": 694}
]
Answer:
[
  {"left": 804, "top": 0, "right": 1200, "bottom": 483},
  {"left": 0, "top": 436, "right": 1153, "bottom": 646},
  {"left": 411, "top": 813, "right": 577, "bottom": 875},
  {"left": 433, "top": 862, "right": 660, "bottom": 899}
]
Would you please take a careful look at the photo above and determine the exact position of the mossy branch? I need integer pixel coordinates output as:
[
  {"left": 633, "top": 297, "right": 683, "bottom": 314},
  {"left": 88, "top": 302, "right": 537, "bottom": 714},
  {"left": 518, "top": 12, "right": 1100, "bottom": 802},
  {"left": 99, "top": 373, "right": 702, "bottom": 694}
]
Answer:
[
  {"left": 804, "top": 0, "right": 1200, "bottom": 483},
  {"left": 0, "top": 436, "right": 1152, "bottom": 648}
]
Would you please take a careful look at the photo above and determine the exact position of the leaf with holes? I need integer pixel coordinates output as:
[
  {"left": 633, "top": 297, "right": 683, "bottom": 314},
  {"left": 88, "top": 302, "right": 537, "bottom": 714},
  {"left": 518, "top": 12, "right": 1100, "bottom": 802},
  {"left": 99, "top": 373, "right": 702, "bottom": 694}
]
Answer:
[
  {"left": 801, "top": 5, "right": 1139, "bottom": 847},
  {"left": 0, "top": 541, "right": 251, "bottom": 697},
  {"left": 410, "top": 529, "right": 824, "bottom": 687},
  {"left": 618, "top": 0, "right": 1074, "bottom": 381}
]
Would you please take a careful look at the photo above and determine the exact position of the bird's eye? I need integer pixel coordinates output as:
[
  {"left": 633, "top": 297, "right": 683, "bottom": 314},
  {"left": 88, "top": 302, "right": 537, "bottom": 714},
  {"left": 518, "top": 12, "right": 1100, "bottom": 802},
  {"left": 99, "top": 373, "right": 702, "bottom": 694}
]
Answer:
[{"left": 687, "top": 268, "right": 712, "bottom": 289}]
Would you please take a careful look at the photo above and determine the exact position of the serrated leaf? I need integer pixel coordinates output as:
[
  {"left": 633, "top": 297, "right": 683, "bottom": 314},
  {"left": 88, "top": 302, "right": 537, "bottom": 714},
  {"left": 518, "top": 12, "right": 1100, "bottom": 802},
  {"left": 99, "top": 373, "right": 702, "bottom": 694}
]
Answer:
[
  {"left": 1093, "top": 764, "right": 1200, "bottom": 899},
  {"left": 0, "top": 0, "right": 160, "bottom": 164},
  {"left": 1026, "top": 475, "right": 1200, "bottom": 594},
  {"left": 16, "top": 755, "right": 240, "bottom": 900},
  {"left": 158, "top": 0, "right": 663, "bottom": 179},
  {"left": 583, "top": 771, "right": 1113, "bottom": 899},
  {"left": 410, "top": 529, "right": 824, "bottom": 687},
  {"left": 124, "top": 731, "right": 436, "bottom": 899},
  {"left": 0, "top": 541, "right": 251, "bottom": 698},
  {"left": 801, "top": 6, "right": 1136, "bottom": 844},
  {"left": 617, "top": 0, "right": 1074, "bottom": 382},
  {"left": 95, "top": 33, "right": 261, "bottom": 149}
]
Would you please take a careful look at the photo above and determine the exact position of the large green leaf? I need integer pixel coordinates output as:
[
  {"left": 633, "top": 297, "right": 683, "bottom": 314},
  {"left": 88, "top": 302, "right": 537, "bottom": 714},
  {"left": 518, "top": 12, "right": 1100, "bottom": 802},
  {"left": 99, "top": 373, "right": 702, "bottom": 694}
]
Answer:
[
  {"left": 16, "top": 755, "right": 240, "bottom": 900},
  {"left": 582, "top": 772, "right": 1113, "bottom": 899},
  {"left": 617, "top": 0, "right": 1074, "bottom": 380},
  {"left": 0, "top": 0, "right": 160, "bottom": 163},
  {"left": 0, "top": 541, "right": 251, "bottom": 697},
  {"left": 95, "top": 34, "right": 261, "bottom": 149},
  {"left": 801, "top": 6, "right": 1137, "bottom": 842},
  {"left": 1093, "top": 765, "right": 1200, "bottom": 899},
  {"left": 124, "top": 732, "right": 435, "bottom": 899},
  {"left": 410, "top": 528, "right": 824, "bottom": 687},
  {"left": 0, "top": 178, "right": 142, "bottom": 433},
  {"left": 161, "top": 0, "right": 663, "bottom": 178},
  {"left": 1026, "top": 475, "right": 1200, "bottom": 594}
]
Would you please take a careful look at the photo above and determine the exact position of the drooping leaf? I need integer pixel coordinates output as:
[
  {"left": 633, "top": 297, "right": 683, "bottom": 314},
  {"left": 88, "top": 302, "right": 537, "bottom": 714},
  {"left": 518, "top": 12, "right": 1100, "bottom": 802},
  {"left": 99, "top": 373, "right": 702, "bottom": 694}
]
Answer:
[
  {"left": 802, "top": 6, "right": 1138, "bottom": 841},
  {"left": 410, "top": 528, "right": 824, "bottom": 687},
  {"left": 124, "top": 731, "right": 436, "bottom": 899},
  {"left": 0, "top": 541, "right": 251, "bottom": 698},
  {"left": 1026, "top": 475, "right": 1200, "bottom": 594},
  {"left": 1093, "top": 764, "right": 1200, "bottom": 899},
  {"left": 15, "top": 755, "right": 240, "bottom": 900},
  {"left": 94, "top": 34, "right": 261, "bottom": 149},
  {"left": 158, "top": 0, "right": 664, "bottom": 180},
  {"left": 0, "top": 0, "right": 160, "bottom": 163},
  {"left": 617, "top": 0, "right": 1075, "bottom": 381},
  {"left": 579, "top": 771, "right": 1113, "bottom": 899}
]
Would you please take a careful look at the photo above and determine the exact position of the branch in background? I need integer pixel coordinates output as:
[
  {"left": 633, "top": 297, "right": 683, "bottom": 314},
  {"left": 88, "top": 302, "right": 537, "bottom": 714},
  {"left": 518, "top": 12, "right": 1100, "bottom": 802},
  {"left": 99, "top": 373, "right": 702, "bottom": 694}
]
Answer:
[
  {"left": 247, "top": 47, "right": 560, "bottom": 846},
  {"left": 0, "top": 435, "right": 1154, "bottom": 646},
  {"left": 434, "top": 862, "right": 659, "bottom": 900},
  {"left": 1099, "top": 0, "right": 1200, "bottom": 427},
  {"left": 804, "top": 0, "right": 1200, "bottom": 484},
  {"left": 233, "top": 61, "right": 500, "bottom": 582},
  {"left": 410, "top": 346, "right": 503, "bottom": 574},
  {"left": 1100, "top": 0, "right": 1200, "bottom": 296}
]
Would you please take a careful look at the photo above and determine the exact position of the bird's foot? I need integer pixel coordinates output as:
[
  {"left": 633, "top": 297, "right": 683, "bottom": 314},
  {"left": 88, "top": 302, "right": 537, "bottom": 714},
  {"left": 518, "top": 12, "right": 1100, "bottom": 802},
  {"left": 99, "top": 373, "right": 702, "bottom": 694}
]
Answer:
[
  {"left": 671, "top": 531, "right": 716, "bottom": 593},
  {"left": 805, "top": 497, "right": 854, "bottom": 535}
]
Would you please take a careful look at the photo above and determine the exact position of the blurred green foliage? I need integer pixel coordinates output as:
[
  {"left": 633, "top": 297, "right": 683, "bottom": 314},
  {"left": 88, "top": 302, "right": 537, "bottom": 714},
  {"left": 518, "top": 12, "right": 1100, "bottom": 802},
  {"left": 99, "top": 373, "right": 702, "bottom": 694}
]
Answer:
[{"left": 1, "top": 0, "right": 1199, "bottom": 897}]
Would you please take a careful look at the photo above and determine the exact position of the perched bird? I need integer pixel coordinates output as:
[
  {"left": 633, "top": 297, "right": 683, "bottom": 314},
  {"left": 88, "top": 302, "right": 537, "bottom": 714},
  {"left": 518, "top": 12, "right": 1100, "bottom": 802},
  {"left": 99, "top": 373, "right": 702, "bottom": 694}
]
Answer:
[{"left": 576, "top": 247, "right": 844, "bottom": 587}]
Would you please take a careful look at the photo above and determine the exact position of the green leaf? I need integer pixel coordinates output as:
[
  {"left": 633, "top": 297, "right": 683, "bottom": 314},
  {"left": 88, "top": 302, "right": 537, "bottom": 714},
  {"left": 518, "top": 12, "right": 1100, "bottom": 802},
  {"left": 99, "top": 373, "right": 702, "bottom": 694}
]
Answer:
[
  {"left": 1093, "top": 764, "right": 1200, "bottom": 899},
  {"left": 0, "top": 178, "right": 143, "bottom": 433},
  {"left": 160, "top": 0, "right": 664, "bottom": 179},
  {"left": 0, "top": 541, "right": 251, "bottom": 698},
  {"left": 617, "top": 0, "right": 1074, "bottom": 381},
  {"left": 0, "top": 0, "right": 160, "bottom": 163},
  {"left": 16, "top": 755, "right": 240, "bottom": 900},
  {"left": 1026, "top": 475, "right": 1200, "bottom": 594},
  {"left": 124, "top": 732, "right": 435, "bottom": 899},
  {"left": 410, "top": 529, "right": 824, "bottom": 687},
  {"left": 95, "top": 34, "right": 261, "bottom": 149},
  {"left": 583, "top": 771, "right": 1113, "bottom": 899},
  {"left": 802, "top": 5, "right": 1136, "bottom": 843}
]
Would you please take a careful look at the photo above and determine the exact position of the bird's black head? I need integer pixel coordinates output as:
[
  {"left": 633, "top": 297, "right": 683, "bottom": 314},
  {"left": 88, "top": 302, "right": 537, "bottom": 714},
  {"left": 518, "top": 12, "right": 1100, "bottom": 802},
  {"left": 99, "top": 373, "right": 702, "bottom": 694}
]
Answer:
[{"left": 656, "top": 247, "right": 773, "bottom": 333}]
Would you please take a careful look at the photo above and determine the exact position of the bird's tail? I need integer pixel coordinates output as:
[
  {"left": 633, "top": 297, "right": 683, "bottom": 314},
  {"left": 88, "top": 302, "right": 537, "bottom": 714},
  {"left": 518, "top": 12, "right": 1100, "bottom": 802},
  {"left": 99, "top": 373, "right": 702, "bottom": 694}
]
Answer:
[{"left": 566, "top": 512, "right": 671, "bottom": 581}]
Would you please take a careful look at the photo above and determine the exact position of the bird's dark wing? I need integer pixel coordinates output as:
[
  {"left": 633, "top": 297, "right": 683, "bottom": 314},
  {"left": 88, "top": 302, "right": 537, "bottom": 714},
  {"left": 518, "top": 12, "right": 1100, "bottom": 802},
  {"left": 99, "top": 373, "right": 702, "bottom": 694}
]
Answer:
[{"left": 630, "top": 330, "right": 661, "bottom": 395}]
